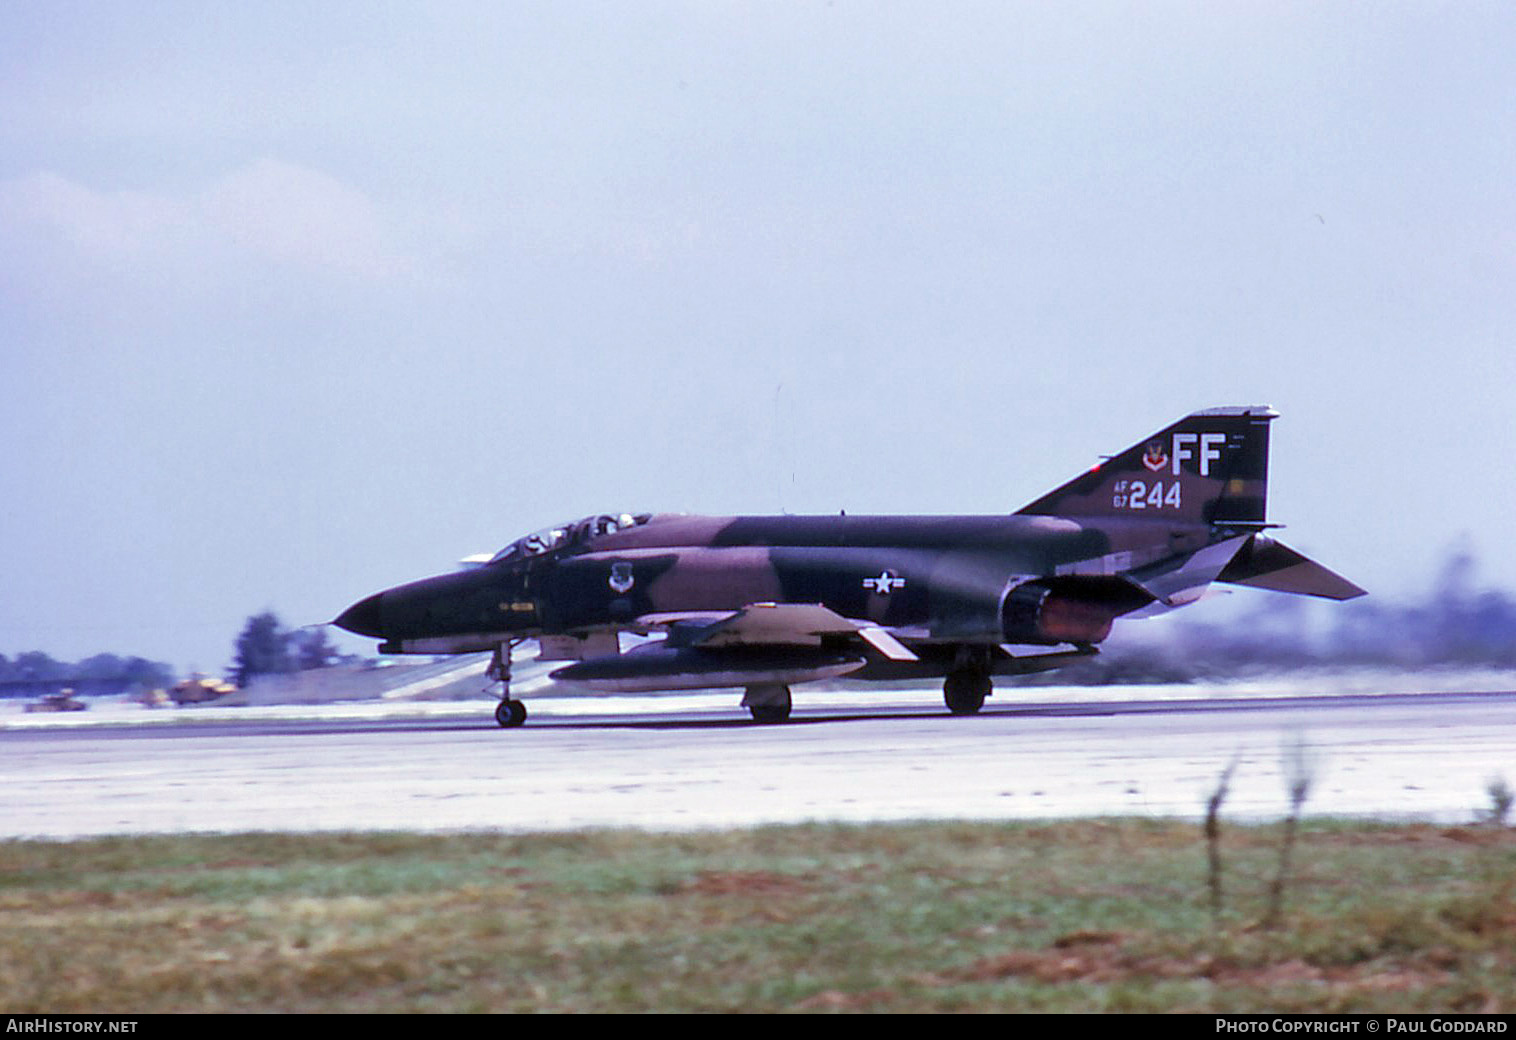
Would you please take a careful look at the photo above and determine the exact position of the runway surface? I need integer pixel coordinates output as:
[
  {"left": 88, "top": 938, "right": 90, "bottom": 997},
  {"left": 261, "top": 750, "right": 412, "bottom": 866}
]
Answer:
[{"left": 4, "top": 679, "right": 1516, "bottom": 838}]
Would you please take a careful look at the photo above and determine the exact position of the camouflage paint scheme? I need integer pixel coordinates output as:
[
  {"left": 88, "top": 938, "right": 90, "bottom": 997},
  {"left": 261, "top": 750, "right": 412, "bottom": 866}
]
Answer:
[{"left": 334, "top": 407, "right": 1364, "bottom": 726}]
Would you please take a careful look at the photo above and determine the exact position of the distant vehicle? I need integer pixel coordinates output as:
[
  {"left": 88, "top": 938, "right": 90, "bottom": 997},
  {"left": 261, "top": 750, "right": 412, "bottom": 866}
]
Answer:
[
  {"left": 136, "top": 687, "right": 171, "bottom": 709},
  {"left": 336, "top": 407, "right": 1364, "bottom": 728},
  {"left": 25, "top": 688, "right": 86, "bottom": 713},
  {"left": 170, "top": 676, "right": 237, "bottom": 706}
]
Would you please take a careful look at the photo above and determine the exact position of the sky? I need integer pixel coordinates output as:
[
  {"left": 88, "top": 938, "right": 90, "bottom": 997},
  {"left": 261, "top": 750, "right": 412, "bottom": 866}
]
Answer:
[{"left": 2, "top": 2, "right": 1514, "bottom": 676}]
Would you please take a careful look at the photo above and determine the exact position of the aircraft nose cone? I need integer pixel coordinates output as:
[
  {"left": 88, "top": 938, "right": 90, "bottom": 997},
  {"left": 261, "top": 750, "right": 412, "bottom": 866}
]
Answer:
[{"left": 334, "top": 592, "right": 386, "bottom": 638}]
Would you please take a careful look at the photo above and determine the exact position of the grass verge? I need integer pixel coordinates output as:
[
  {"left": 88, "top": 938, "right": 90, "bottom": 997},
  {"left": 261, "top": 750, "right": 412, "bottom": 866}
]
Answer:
[{"left": 2, "top": 820, "right": 1512, "bottom": 1012}]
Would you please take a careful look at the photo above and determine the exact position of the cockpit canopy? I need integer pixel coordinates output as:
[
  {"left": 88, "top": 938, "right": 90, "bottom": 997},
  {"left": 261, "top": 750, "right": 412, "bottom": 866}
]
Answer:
[{"left": 489, "top": 513, "right": 651, "bottom": 564}]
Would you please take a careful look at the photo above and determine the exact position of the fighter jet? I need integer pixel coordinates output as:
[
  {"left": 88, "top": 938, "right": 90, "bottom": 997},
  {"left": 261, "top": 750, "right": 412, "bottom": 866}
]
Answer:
[{"left": 334, "top": 407, "right": 1363, "bottom": 727}]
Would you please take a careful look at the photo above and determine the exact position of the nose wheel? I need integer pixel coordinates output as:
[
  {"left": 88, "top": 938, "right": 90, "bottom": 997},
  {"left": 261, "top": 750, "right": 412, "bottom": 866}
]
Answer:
[{"left": 494, "top": 698, "right": 528, "bottom": 728}]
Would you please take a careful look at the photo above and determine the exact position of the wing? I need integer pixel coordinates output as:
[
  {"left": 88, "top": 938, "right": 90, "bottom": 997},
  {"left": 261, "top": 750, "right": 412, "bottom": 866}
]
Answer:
[{"left": 641, "top": 603, "right": 920, "bottom": 661}]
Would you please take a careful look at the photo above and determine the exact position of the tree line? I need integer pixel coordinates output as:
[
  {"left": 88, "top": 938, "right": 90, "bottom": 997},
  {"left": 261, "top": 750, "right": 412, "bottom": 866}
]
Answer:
[
  {"left": 0, "top": 652, "right": 176, "bottom": 698},
  {"left": 1, "top": 612, "right": 355, "bottom": 696},
  {"left": 230, "top": 610, "right": 360, "bottom": 688}
]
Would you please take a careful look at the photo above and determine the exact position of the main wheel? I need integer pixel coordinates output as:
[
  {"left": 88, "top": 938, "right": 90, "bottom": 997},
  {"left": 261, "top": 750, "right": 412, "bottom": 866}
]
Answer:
[
  {"left": 494, "top": 698, "right": 528, "bottom": 728},
  {"left": 742, "top": 683, "right": 792, "bottom": 724},
  {"left": 749, "top": 703, "right": 792, "bottom": 724},
  {"left": 943, "top": 671, "right": 990, "bottom": 715}
]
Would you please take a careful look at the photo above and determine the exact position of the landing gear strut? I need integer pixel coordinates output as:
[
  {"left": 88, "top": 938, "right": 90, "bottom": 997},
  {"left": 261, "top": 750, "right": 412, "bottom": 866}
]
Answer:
[
  {"left": 743, "top": 683, "right": 792, "bottom": 723},
  {"left": 489, "top": 642, "right": 528, "bottom": 729}
]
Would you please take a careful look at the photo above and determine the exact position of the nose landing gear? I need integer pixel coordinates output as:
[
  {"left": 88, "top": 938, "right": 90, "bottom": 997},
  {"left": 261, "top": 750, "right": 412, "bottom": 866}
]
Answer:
[{"left": 489, "top": 641, "right": 529, "bottom": 729}]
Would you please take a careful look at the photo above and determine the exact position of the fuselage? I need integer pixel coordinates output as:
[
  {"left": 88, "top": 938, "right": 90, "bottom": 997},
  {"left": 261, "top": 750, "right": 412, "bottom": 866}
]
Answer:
[{"left": 335, "top": 511, "right": 1213, "bottom": 656}]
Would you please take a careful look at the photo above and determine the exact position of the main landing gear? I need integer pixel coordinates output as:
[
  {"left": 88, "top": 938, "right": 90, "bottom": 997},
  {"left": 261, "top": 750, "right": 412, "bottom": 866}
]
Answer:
[
  {"left": 743, "top": 683, "right": 792, "bottom": 724},
  {"left": 943, "top": 671, "right": 992, "bottom": 715},
  {"left": 489, "top": 642, "right": 529, "bottom": 729}
]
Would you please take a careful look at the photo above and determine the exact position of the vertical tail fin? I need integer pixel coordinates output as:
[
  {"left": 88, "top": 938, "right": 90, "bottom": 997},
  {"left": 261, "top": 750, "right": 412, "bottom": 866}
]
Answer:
[{"left": 1016, "top": 406, "right": 1276, "bottom": 525}]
